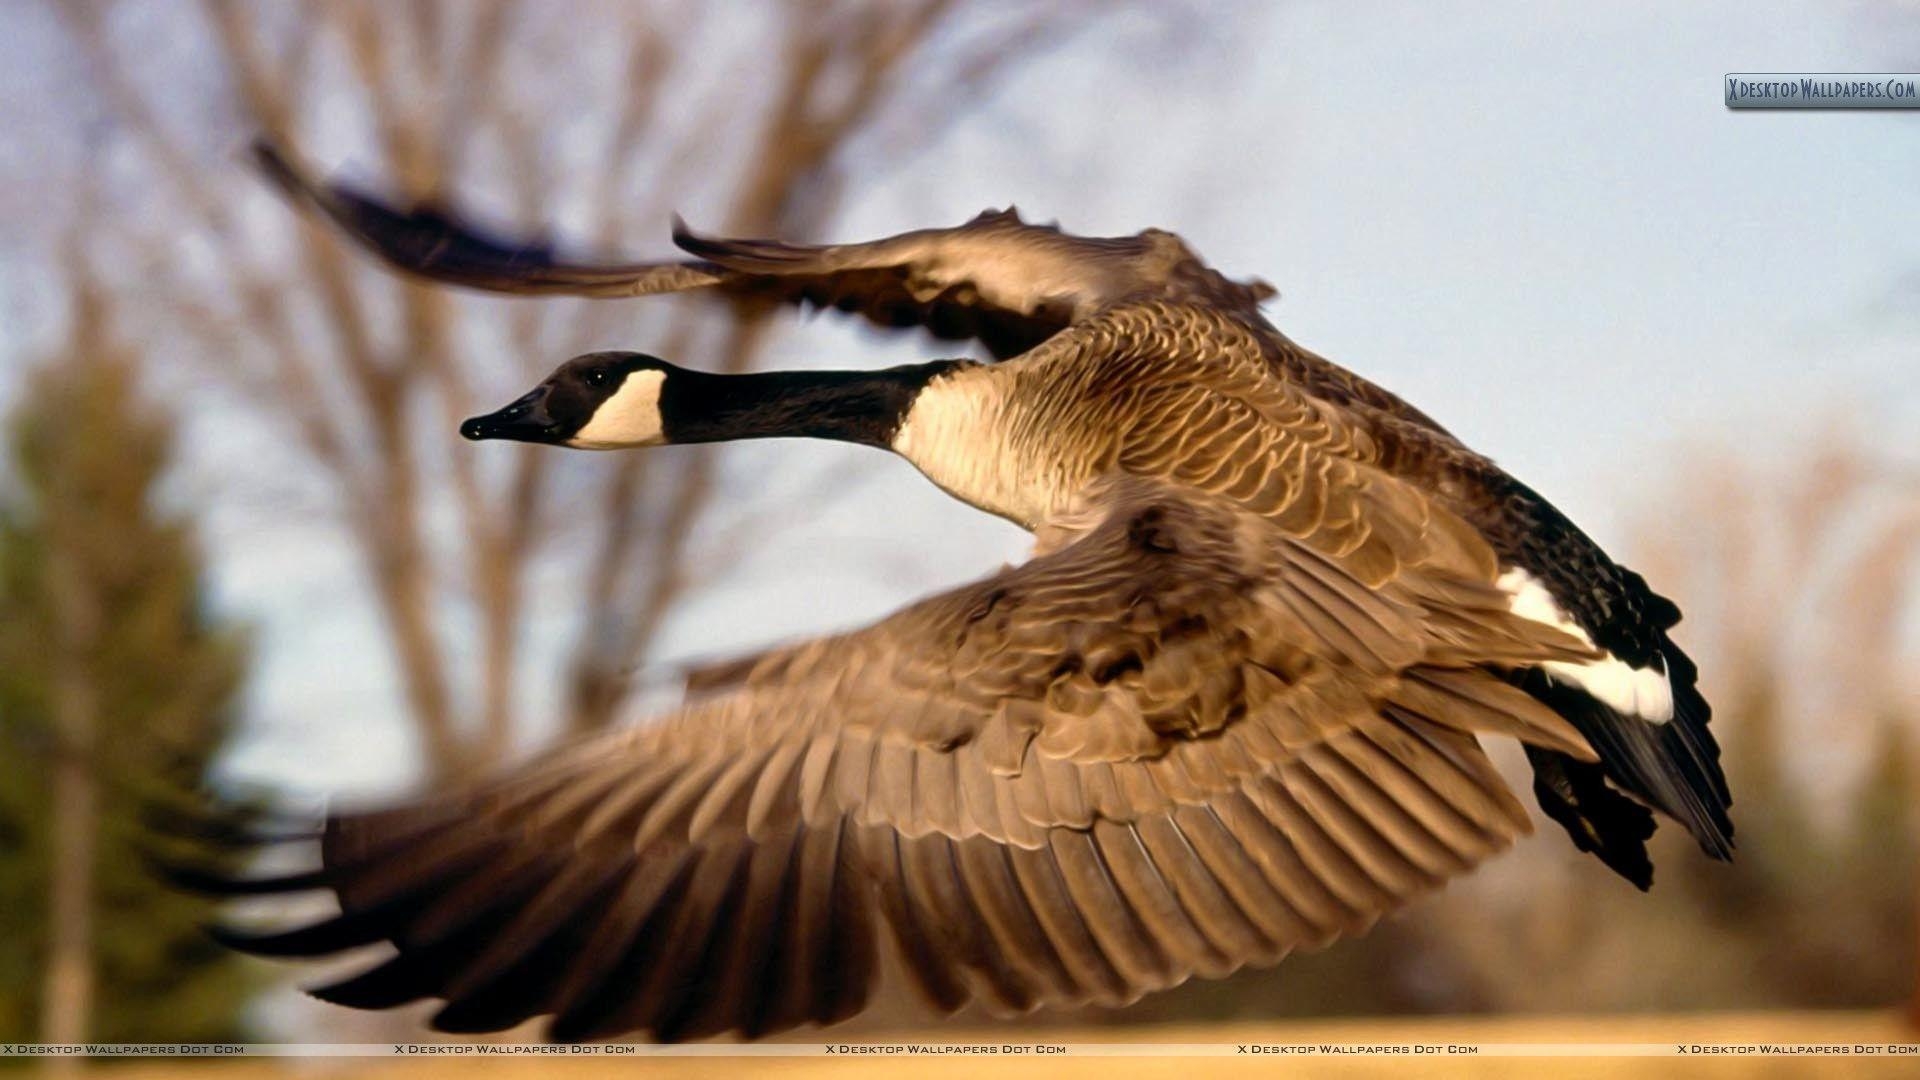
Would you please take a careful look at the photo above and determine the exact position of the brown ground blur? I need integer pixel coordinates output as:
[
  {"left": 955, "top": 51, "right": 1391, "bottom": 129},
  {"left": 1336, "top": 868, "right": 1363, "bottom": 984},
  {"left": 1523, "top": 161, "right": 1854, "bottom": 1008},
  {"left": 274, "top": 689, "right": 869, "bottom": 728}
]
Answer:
[{"left": 74, "top": 1010, "right": 1920, "bottom": 1079}]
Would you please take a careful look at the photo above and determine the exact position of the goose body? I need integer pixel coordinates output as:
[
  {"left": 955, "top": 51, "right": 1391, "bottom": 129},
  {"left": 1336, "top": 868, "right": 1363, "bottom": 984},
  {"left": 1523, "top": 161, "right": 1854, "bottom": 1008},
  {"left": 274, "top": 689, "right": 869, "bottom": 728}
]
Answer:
[
  {"left": 213, "top": 143, "right": 1733, "bottom": 1042},
  {"left": 897, "top": 308, "right": 1683, "bottom": 725}
]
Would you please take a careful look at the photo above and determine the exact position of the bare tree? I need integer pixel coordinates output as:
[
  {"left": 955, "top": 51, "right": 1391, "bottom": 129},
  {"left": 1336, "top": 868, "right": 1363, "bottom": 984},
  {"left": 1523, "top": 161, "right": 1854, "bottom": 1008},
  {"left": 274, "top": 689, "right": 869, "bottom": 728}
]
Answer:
[
  {"left": 1627, "top": 430, "right": 1920, "bottom": 762},
  {"left": 58, "top": 0, "right": 1112, "bottom": 781}
]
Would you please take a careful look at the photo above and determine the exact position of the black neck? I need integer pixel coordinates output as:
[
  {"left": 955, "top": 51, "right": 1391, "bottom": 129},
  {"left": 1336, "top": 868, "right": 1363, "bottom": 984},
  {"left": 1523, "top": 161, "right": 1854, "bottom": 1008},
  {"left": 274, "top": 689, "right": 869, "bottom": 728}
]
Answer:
[{"left": 657, "top": 361, "right": 965, "bottom": 448}]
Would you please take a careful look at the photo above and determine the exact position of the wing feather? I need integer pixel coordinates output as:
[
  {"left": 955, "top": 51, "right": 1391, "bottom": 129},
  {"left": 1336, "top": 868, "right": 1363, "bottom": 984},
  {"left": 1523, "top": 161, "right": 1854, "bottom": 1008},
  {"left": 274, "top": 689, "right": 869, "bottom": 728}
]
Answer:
[
  {"left": 952, "top": 836, "right": 1084, "bottom": 1004},
  {"left": 1045, "top": 828, "right": 1169, "bottom": 989},
  {"left": 898, "top": 833, "right": 1038, "bottom": 1014}
]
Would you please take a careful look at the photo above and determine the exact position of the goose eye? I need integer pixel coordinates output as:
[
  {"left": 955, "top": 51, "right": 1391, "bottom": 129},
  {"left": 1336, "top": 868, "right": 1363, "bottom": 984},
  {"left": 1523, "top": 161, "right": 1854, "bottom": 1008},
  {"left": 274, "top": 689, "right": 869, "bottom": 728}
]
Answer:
[{"left": 586, "top": 370, "right": 609, "bottom": 388}]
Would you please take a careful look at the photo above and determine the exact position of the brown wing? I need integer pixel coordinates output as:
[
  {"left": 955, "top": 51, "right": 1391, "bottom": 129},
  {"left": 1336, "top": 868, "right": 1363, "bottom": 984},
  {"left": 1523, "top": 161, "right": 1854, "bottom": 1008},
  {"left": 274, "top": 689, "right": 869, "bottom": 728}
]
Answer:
[
  {"left": 208, "top": 476, "right": 1595, "bottom": 1042},
  {"left": 252, "top": 139, "right": 1273, "bottom": 360}
]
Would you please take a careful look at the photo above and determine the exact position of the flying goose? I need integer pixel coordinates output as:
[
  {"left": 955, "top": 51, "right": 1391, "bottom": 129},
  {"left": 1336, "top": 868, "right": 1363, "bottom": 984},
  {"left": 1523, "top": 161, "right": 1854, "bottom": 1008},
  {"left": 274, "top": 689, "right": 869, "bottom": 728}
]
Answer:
[{"left": 214, "top": 144, "right": 1733, "bottom": 1042}]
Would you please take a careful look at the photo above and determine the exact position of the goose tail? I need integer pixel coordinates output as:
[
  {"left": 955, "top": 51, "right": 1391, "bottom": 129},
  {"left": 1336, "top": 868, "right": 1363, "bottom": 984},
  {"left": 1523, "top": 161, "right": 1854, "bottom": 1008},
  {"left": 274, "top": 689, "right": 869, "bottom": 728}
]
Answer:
[{"left": 1517, "top": 632, "right": 1734, "bottom": 887}]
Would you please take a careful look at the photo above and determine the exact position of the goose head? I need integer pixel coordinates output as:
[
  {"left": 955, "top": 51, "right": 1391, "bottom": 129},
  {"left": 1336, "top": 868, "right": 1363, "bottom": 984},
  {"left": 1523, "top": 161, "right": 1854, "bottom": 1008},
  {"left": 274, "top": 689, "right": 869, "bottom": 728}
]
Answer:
[
  {"left": 462, "top": 351, "right": 673, "bottom": 449},
  {"left": 463, "top": 350, "right": 973, "bottom": 452}
]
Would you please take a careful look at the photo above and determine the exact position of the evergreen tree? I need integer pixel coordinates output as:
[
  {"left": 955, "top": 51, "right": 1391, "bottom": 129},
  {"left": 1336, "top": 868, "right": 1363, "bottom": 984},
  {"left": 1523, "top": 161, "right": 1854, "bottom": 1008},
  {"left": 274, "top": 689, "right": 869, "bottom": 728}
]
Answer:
[{"left": 0, "top": 286, "right": 260, "bottom": 1042}]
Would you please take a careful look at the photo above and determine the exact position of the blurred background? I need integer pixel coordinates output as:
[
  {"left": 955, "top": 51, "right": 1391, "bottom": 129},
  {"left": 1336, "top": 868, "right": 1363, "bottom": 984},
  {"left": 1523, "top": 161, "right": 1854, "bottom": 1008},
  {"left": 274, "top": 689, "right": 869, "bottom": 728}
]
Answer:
[{"left": 0, "top": 0, "right": 1916, "bottom": 1066}]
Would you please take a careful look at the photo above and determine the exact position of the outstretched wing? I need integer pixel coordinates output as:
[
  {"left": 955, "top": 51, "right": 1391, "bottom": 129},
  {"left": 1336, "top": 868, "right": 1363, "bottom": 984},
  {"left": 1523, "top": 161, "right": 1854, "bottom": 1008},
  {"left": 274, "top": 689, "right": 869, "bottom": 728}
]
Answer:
[
  {"left": 252, "top": 140, "right": 1273, "bottom": 359},
  {"left": 206, "top": 476, "right": 1595, "bottom": 1042}
]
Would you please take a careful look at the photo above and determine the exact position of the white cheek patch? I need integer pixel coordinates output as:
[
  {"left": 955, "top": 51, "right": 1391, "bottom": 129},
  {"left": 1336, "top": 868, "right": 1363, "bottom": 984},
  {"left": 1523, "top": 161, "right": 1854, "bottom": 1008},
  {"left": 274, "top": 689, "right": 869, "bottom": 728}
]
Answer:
[
  {"left": 1498, "top": 567, "right": 1675, "bottom": 723},
  {"left": 569, "top": 369, "right": 667, "bottom": 449}
]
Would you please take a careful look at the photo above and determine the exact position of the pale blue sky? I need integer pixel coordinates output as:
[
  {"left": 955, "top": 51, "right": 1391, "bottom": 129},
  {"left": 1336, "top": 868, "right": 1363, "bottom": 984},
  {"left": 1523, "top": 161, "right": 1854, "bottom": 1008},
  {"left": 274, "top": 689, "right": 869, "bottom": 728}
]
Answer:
[{"left": 2, "top": 1, "right": 1914, "bottom": 799}]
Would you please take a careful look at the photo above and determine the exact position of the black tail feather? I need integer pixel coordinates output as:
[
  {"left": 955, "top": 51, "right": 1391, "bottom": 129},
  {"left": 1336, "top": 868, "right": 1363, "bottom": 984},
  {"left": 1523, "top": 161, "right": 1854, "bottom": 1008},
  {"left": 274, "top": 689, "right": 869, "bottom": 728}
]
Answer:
[
  {"left": 1524, "top": 746, "right": 1657, "bottom": 890},
  {"left": 1516, "top": 633, "right": 1735, "bottom": 882}
]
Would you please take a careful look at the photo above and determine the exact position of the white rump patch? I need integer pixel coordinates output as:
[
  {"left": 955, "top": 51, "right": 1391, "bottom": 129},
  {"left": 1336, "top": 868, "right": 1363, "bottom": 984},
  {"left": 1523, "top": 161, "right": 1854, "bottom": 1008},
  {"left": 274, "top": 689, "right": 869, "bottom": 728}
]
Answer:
[
  {"left": 1498, "top": 567, "right": 1674, "bottom": 723},
  {"left": 570, "top": 369, "right": 667, "bottom": 449}
]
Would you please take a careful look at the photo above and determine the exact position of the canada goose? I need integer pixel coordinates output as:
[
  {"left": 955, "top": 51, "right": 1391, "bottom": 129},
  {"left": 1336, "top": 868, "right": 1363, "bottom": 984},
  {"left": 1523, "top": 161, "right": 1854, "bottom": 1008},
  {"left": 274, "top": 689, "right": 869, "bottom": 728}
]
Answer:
[{"left": 213, "top": 143, "right": 1732, "bottom": 1042}]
